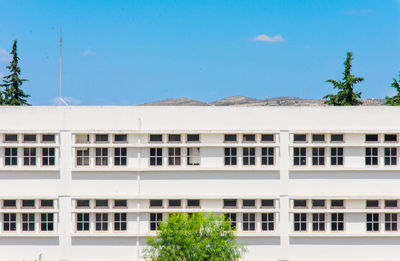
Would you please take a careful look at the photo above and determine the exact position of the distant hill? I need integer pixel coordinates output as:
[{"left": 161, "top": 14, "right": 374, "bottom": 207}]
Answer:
[{"left": 141, "top": 96, "right": 385, "bottom": 106}]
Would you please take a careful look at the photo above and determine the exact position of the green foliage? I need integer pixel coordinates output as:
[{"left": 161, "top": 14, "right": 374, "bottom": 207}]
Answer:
[
  {"left": 384, "top": 74, "right": 400, "bottom": 105},
  {"left": 323, "top": 52, "right": 364, "bottom": 106},
  {"left": 144, "top": 213, "right": 247, "bottom": 261},
  {"left": 0, "top": 40, "right": 30, "bottom": 106}
]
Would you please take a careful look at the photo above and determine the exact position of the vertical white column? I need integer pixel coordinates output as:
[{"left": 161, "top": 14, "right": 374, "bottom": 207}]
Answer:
[
  {"left": 279, "top": 130, "right": 290, "bottom": 261},
  {"left": 58, "top": 131, "right": 72, "bottom": 261}
]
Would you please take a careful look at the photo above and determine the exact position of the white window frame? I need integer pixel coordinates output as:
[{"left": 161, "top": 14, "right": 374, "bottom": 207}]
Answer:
[
  {"left": 187, "top": 147, "right": 200, "bottom": 166},
  {"left": 76, "top": 149, "right": 89, "bottom": 166},
  {"left": 294, "top": 213, "right": 307, "bottom": 231},
  {"left": 243, "top": 147, "right": 256, "bottom": 166},
  {"left": 168, "top": 148, "right": 181, "bottom": 166},
  {"left": 385, "top": 213, "right": 397, "bottom": 231},
  {"left": 365, "top": 147, "right": 378, "bottom": 166},
  {"left": 312, "top": 213, "right": 325, "bottom": 231},
  {"left": 261, "top": 147, "right": 274, "bottom": 166},
  {"left": 331, "top": 213, "right": 344, "bottom": 231},
  {"left": 95, "top": 213, "right": 108, "bottom": 231},
  {"left": 150, "top": 148, "right": 163, "bottom": 166},
  {"left": 242, "top": 213, "right": 256, "bottom": 231},
  {"left": 76, "top": 213, "right": 90, "bottom": 231},
  {"left": 224, "top": 148, "right": 237, "bottom": 166},
  {"left": 150, "top": 213, "right": 163, "bottom": 231},
  {"left": 293, "top": 147, "right": 306, "bottom": 166},
  {"left": 114, "top": 213, "right": 127, "bottom": 231},
  {"left": 41, "top": 213, "right": 54, "bottom": 231},
  {"left": 366, "top": 213, "right": 380, "bottom": 231},
  {"left": 3, "top": 213, "right": 16, "bottom": 231},
  {"left": 312, "top": 148, "right": 325, "bottom": 166},
  {"left": 95, "top": 148, "right": 108, "bottom": 166},
  {"left": 261, "top": 213, "right": 274, "bottom": 231},
  {"left": 331, "top": 147, "right": 344, "bottom": 166},
  {"left": 4, "top": 148, "right": 18, "bottom": 166},
  {"left": 42, "top": 148, "right": 55, "bottom": 166},
  {"left": 23, "top": 148, "right": 36, "bottom": 166},
  {"left": 384, "top": 147, "right": 397, "bottom": 166},
  {"left": 114, "top": 148, "right": 127, "bottom": 166}
]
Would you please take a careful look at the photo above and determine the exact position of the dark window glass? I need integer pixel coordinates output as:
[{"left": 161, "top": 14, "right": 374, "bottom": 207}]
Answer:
[
  {"left": 42, "top": 134, "right": 55, "bottom": 142},
  {"left": 187, "top": 200, "right": 200, "bottom": 207},
  {"left": 95, "top": 134, "right": 108, "bottom": 142},
  {"left": 5, "top": 134, "right": 18, "bottom": 142},
  {"left": 150, "top": 213, "right": 163, "bottom": 231},
  {"left": 223, "top": 199, "right": 237, "bottom": 208},
  {"left": 331, "top": 147, "right": 344, "bottom": 166},
  {"left": 114, "top": 134, "right": 127, "bottom": 142},
  {"left": 150, "top": 134, "right": 163, "bottom": 142},
  {"left": 294, "top": 148, "right": 306, "bottom": 165},
  {"left": 261, "top": 134, "right": 274, "bottom": 142},
  {"left": 294, "top": 213, "right": 307, "bottom": 231},
  {"left": 242, "top": 134, "right": 255, "bottom": 142},
  {"left": 224, "top": 148, "right": 237, "bottom": 165},
  {"left": 312, "top": 147, "right": 325, "bottom": 166},
  {"left": 96, "top": 200, "right": 108, "bottom": 207},
  {"left": 224, "top": 134, "right": 237, "bottom": 142},
  {"left": 385, "top": 200, "right": 398, "bottom": 208},
  {"left": 312, "top": 134, "right": 325, "bottom": 142},
  {"left": 168, "top": 134, "right": 181, "bottom": 142},
  {"left": 366, "top": 134, "right": 378, "bottom": 142},
  {"left": 312, "top": 200, "right": 325, "bottom": 208},
  {"left": 114, "top": 148, "right": 127, "bottom": 166},
  {"left": 365, "top": 147, "right": 378, "bottom": 165},
  {"left": 243, "top": 148, "right": 255, "bottom": 165},
  {"left": 114, "top": 200, "right": 127, "bottom": 208},
  {"left": 261, "top": 200, "right": 274, "bottom": 208},
  {"left": 23, "top": 134, "right": 36, "bottom": 142},
  {"left": 261, "top": 213, "right": 274, "bottom": 231},
  {"left": 22, "top": 200, "right": 35, "bottom": 208},
  {"left": 331, "top": 134, "right": 344, "bottom": 142},
  {"left": 3, "top": 200, "right": 16, "bottom": 208},
  {"left": 331, "top": 200, "right": 344, "bottom": 208},
  {"left": 331, "top": 213, "right": 344, "bottom": 231},
  {"left": 187, "top": 134, "right": 200, "bottom": 142},
  {"left": 366, "top": 200, "right": 379, "bottom": 208},
  {"left": 294, "top": 134, "right": 306, "bottom": 142},
  {"left": 385, "top": 213, "right": 397, "bottom": 231},
  {"left": 294, "top": 200, "right": 307, "bottom": 208},
  {"left": 385, "top": 134, "right": 397, "bottom": 142},
  {"left": 243, "top": 200, "right": 256, "bottom": 208},
  {"left": 41, "top": 200, "right": 54, "bottom": 208},
  {"left": 76, "top": 200, "right": 90, "bottom": 208},
  {"left": 114, "top": 213, "right": 127, "bottom": 231},
  {"left": 168, "top": 200, "right": 181, "bottom": 207},
  {"left": 150, "top": 200, "right": 163, "bottom": 208},
  {"left": 150, "top": 148, "right": 163, "bottom": 166}
]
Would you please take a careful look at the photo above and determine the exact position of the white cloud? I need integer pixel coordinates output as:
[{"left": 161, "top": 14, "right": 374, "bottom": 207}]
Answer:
[
  {"left": 252, "top": 34, "right": 285, "bottom": 43},
  {"left": 0, "top": 48, "right": 11, "bottom": 62},
  {"left": 82, "top": 49, "right": 95, "bottom": 56},
  {"left": 52, "top": 96, "right": 81, "bottom": 105}
]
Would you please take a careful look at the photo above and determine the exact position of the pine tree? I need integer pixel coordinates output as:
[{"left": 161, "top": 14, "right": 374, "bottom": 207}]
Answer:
[
  {"left": 0, "top": 40, "right": 30, "bottom": 106},
  {"left": 384, "top": 74, "right": 400, "bottom": 105},
  {"left": 323, "top": 52, "right": 364, "bottom": 106}
]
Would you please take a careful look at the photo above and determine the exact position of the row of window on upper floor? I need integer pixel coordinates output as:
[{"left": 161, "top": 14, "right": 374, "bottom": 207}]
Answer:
[
  {"left": 1, "top": 134, "right": 55, "bottom": 143},
  {"left": 294, "top": 133, "right": 399, "bottom": 143},
  {"left": 292, "top": 199, "right": 399, "bottom": 209}
]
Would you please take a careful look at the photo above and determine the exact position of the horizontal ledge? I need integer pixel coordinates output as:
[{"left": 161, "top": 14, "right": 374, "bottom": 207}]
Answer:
[
  {"left": 289, "top": 168, "right": 400, "bottom": 172},
  {"left": 71, "top": 168, "right": 280, "bottom": 172},
  {"left": 290, "top": 233, "right": 400, "bottom": 238},
  {"left": 72, "top": 144, "right": 279, "bottom": 148},
  {"left": 71, "top": 232, "right": 280, "bottom": 238},
  {"left": 71, "top": 209, "right": 278, "bottom": 214},
  {"left": 0, "top": 233, "right": 59, "bottom": 237}
]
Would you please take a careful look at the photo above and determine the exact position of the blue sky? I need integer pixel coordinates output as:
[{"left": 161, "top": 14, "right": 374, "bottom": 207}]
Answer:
[{"left": 0, "top": 0, "right": 400, "bottom": 105}]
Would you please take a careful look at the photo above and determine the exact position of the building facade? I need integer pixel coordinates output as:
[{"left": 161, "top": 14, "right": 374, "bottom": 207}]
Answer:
[{"left": 0, "top": 106, "right": 400, "bottom": 261}]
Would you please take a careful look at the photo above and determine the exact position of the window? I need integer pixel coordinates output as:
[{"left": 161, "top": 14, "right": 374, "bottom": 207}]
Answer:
[
  {"left": 294, "top": 213, "right": 307, "bottom": 231},
  {"left": 114, "top": 213, "right": 127, "bottom": 231},
  {"left": 243, "top": 213, "right": 256, "bottom": 231},
  {"left": 331, "top": 213, "right": 344, "bottom": 231},
  {"left": 3, "top": 200, "right": 16, "bottom": 208},
  {"left": 331, "top": 200, "right": 344, "bottom": 208},
  {"left": 224, "top": 213, "right": 237, "bottom": 230},
  {"left": 23, "top": 134, "right": 36, "bottom": 142},
  {"left": 76, "top": 213, "right": 89, "bottom": 231},
  {"left": 312, "top": 200, "right": 325, "bottom": 208},
  {"left": 312, "top": 148, "right": 325, "bottom": 166},
  {"left": 42, "top": 148, "right": 55, "bottom": 166},
  {"left": 76, "top": 149, "right": 89, "bottom": 166},
  {"left": 150, "top": 148, "right": 163, "bottom": 166},
  {"left": 224, "top": 148, "right": 237, "bottom": 165},
  {"left": 312, "top": 134, "right": 325, "bottom": 142},
  {"left": 242, "top": 200, "right": 256, "bottom": 208},
  {"left": 114, "top": 200, "right": 127, "bottom": 208},
  {"left": 40, "top": 213, "right": 54, "bottom": 231},
  {"left": 76, "top": 134, "right": 90, "bottom": 143},
  {"left": 243, "top": 134, "right": 255, "bottom": 142},
  {"left": 150, "top": 200, "right": 163, "bottom": 208},
  {"left": 262, "top": 213, "right": 274, "bottom": 231},
  {"left": 261, "top": 134, "right": 274, "bottom": 142},
  {"left": 5, "top": 148, "right": 18, "bottom": 166},
  {"left": 293, "top": 148, "right": 306, "bottom": 166},
  {"left": 95, "top": 148, "right": 108, "bottom": 166},
  {"left": 95, "top": 134, "right": 108, "bottom": 142},
  {"left": 294, "top": 200, "right": 307, "bottom": 208},
  {"left": 114, "top": 148, "right": 127, "bottom": 166},
  {"left": 366, "top": 134, "right": 378, "bottom": 142},
  {"left": 385, "top": 200, "right": 398, "bottom": 208},
  {"left": 186, "top": 134, "right": 200, "bottom": 142},
  {"left": 168, "top": 200, "right": 181, "bottom": 208},
  {"left": 149, "top": 134, "right": 163, "bottom": 142},
  {"left": 261, "top": 200, "right": 274, "bottom": 208},
  {"left": 114, "top": 134, "right": 127, "bottom": 142},
  {"left": 96, "top": 213, "right": 108, "bottom": 231},
  {"left": 385, "top": 134, "right": 397, "bottom": 142},
  {"left": 331, "top": 134, "right": 343, "bottom": 142},
  {"left": 224, "top": 134, "right": 237, "bottom": 142},
  {"left": 168, "top": 148, "right": 181, "bottom": 166},
  {"left": 4, "top": 134, "right": 18, "bottom": 142},
  {"left": 243, "top": 148, "right": 255, "bottom": 165},
  {"left": 366, "top": 213, "right": 379, "bottom": 231},
  {"left": 95, "top": 200, "right": 108, "bottom": 208},
  {"left": 223, "top": 199, "right": 237, "bottom": 208},
  {"left": 76, "top": 200, "right": 90, "bottom": 208},
  {"left": 42, "top": 134, "right": 55, "bottom": 143},
  {"left": 22, "top": 200, "right": 35, "bottom": 208},
  {"left": 365, "top": 148, "right": 378, "bottom": 166},
  {"left": 150, "top": 213, "right": 163, "bottom": 231},
  {"left": 168, "top": 134, "right": 181, "bottom": 142},
  {"left": 3, "top": 213, "right": 16, "bottom": 231},
  {"left": 23, "top": 148, "right": 36, "bottom": 166},
  {"left": 366, "top": 200, "right": 379, "bottom": 208},
  {"left": 187, "top": 147, "right": 200, "bottom": 166},
  {"left": 22, "top": 213, "right": 35, "bottom": 231},
  {"left": 331, "top": 148, "right": 343, "bottom": 166},
  {"left": 187, "top": 200, "right": 200, "bottom": 208},
  {"left": 41, "top": 200, "right": 54, "bottom": 208},
  {"left": 294, "top": 134, "right": 307, "bottom": 142},
  {"left": 261, "top": 148, "right": 274, "bottom": 165},
  {"left": 385, "top": 213, "right": 397, "bottom": 231},
  {"left": 312, "top": 213, "right": 325, "bottom": 231},
  {"left": 385, "top": 148, "right": 397, "bottom": 166}
]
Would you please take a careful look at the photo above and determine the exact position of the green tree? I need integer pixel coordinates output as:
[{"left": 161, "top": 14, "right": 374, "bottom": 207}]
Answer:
[
  {"left": 0, "top": 40, "right": 30, "bottom": 105},
  {"left": 323, "top": 52, "right": 364, "bottom": 105},
  {"left": 144, "top": 213, "right": 247, "bottom": 261},
  {"left": 384, "top": 73, "right": 400, "bottom": 105}
]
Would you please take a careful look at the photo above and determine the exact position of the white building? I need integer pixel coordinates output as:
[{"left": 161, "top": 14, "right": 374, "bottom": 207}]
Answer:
[{"left": 0, "top": 106, "right": 400, "bottom": 261}]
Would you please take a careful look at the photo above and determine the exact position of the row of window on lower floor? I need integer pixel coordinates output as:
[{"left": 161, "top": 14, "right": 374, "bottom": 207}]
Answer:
[
  {"left": 0, "top": 213, "right": 54, "bottom": 232},
  {"left": 293, "top": 213, "right": 400, "bottom": 232}
]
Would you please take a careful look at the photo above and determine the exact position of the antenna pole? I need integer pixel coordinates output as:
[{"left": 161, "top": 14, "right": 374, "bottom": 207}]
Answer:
[{"left": 59, "top": 28, "right": 62, "bottom": 98}]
